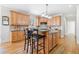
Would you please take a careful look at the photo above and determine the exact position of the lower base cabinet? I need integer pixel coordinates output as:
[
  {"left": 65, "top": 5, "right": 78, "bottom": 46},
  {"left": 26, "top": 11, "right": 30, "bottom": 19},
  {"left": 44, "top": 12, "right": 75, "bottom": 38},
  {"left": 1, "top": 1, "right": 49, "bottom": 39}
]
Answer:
[
  {"left": 48, "top": 33, "right": 58, "bottom": 52},
  {"left": 48, "top": 32, "right": 61, "bottom": 53},
  {"left": 12, "top": 31, "right": 24, "bottom": 42}
]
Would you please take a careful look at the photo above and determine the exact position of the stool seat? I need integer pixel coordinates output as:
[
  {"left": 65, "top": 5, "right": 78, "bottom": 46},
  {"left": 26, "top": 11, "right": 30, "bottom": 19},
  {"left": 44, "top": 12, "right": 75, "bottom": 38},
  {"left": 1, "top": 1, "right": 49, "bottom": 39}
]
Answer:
[{"left": 32, "top": 34, "right": 45, "bottom": 40}]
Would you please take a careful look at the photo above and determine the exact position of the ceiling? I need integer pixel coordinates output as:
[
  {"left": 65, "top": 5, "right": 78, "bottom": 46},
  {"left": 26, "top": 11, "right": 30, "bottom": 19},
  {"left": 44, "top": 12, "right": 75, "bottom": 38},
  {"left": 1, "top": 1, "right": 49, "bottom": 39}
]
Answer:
[{"left": 1, "top": 4, "right": 76, "bottom": 16}]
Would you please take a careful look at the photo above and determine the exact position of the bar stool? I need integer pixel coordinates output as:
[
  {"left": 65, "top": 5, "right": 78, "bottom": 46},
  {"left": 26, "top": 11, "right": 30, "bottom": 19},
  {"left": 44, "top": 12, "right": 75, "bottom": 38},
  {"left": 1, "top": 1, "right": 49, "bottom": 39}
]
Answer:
[
  {"left": 24, "top": 28, "right": 33, "bottom": 53},
  {"left": 24, "top": 28, "right": 46, "bottom": 54},
  {"left": 32, "top": 29, "right": 46, "bottom": 54}
]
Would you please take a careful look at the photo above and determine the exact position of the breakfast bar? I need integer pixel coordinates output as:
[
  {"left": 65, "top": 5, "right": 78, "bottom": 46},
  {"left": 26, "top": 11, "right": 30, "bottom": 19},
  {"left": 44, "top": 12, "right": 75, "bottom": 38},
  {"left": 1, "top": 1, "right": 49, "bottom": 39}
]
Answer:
[{"left": 38, "top": 29, "right": 60, "bottom": 53}]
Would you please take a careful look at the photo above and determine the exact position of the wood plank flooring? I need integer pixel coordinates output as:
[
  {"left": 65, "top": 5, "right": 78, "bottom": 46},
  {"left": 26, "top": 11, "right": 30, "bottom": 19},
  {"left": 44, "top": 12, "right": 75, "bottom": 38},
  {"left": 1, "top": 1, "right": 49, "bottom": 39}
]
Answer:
[
  {"left": 0, "top": 34, "right": 79, "bottom": 54},
  {"left": 0, "top": 40, "right": 64, "bottom": 54}
]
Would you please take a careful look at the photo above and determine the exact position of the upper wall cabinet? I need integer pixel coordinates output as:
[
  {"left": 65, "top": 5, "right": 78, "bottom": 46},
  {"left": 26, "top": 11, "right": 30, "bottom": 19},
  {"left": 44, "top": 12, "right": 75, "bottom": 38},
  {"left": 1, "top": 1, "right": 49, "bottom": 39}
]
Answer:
[
  {"left": 40, "top": 17, "right": 48, "bottom": 23},
  {"left": 11, "top": 11, "right": 30, "bottom": 25},
  {"left": 37, "top": 17, "right": 48, "bottom": 26},
  {"left": 52, "top": 16, "right": 61, "bottom": 26},
  {"left": 23, "top": 15, "right": 30, "bottom": 25},
  {"left": 17, "top": 13, "right": 23, "bottom": 25},
  {"left": 36, "top": 16, "right": 61, "bottom": 26},
  {"left": 11, "top": 11, "right": 17, "bottom": 25}
]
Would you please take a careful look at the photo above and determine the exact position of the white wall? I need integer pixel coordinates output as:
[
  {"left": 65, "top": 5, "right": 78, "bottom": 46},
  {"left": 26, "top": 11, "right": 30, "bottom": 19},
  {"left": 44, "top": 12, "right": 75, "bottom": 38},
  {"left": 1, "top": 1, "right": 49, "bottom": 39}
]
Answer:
[
  {"left": 64, "top": 14, "right": 76, "bottom": 36},
  {"left": 0, "top": 6, "right": 30, "bottom": 44},
  {"left": 76, "top": 6, "right": 79, "bottom": 44},
  {"left": 67, "top": 20, "right": 75, "bottom": 34},
  {"left": 0, "top": 6, "right": 11, "bottom": 44},
  {"left": 0, "top": 6, "right": 2, "bottom": 44},
  {"left": 61, "top": 15, "right": 66, "bottom": 38}
]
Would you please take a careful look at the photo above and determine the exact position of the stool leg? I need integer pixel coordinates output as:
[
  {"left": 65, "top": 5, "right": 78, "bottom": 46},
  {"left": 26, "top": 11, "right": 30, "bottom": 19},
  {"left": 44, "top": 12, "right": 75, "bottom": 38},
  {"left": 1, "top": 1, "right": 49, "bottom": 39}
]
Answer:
[
  {"left": 30, "top": 38, "right": 32, "bottom": 54},
  {"left": 29, "top": 39, "right": 31, "bottom": 54},
  {"left": 24, "top": 37, "right": 26, "bottom": 50},
  {"left": 32, "top": 38, "right": 33, "bottom": 54},
  {"left": 34, "top": 40, "right": 35, "bottom": 49},
  {"left": 27, "top": 37, "right": 29, "bottom": 53},
  {"left": 37, "top": 39, "right": 38, "bottom": 54},
  {"left": 43, "top": 37, "right": 45, "bottom": 54}
]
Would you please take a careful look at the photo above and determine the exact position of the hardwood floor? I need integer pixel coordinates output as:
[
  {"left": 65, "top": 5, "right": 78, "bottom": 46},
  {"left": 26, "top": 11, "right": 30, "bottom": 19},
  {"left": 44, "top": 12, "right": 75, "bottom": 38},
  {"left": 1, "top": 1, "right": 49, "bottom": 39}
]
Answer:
[
  {"left": 64, "top": 34, "right": 78, "bottom": 54},
  {"left": 0, "top": 40, "right": 64, "bottom": 54},
  {"left": 0, "top": 41, "right": 25, "bottom": 54},
  {"left": 0, "top": 34, "right": 79, "bottom": 54}
]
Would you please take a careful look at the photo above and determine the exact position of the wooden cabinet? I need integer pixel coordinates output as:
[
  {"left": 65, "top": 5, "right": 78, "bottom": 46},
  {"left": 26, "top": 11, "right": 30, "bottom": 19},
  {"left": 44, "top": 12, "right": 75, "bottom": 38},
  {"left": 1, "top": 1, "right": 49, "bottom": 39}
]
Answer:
[
  {"left": 12, "top": 32, "right": 18, "bottom": 42},
  {"left": 52, "top": 33, "right": 58, "bottom": 46},
  {"left": 50, "top": 16, "right": 61, "bottom": 45},
  {"left": 36, "top": 16, "right": 61, "bottom": 26},
  {"left": 17, "top": 14, "right": 30, "bottom": 25},
  {"left": 11, "top": 11, "right": 30, "bottom": 42},
  {"left": 38, "top": 17, "right": 48, "bottom": 25},
  {"left": 17, "top": 31, "right": 24, "bottom": 41},
  {"left": 48, "top": 32, "right": 58, "bottom": 52},
  {"left": 55, "top": 16, "right": 61, "bottom": 25},
  {"left": 11, "top": 11, "right": 30, "bottom": 25},
  {"left": 17, "top": 13, "right": 23, "bottom": 25},
  {"left": 24, "top": 15, "right": 30, "bottom": 25},
  {"left": 48, "top": 34, "right": 53, "bottom": 51},
  {"left": 36, "top": 16, "right": 40, "bottom": 26},
  {"left": 51, "top": 16, "right": 61, "bottom": 25},
  {"left": 11, "top": 11, "right": 17, "bottom": 25},
  {"left": 56, "top": 30, "right": 61, "bottom": 45},
  {"left": 12, "top": 31, "right": 24, "bottom": 42},
  {"left": 41, "top": 31, "right": 59, "bottom": 53},
  {"left": 40, "top": 17, "right": 48, "bottom": 22}
]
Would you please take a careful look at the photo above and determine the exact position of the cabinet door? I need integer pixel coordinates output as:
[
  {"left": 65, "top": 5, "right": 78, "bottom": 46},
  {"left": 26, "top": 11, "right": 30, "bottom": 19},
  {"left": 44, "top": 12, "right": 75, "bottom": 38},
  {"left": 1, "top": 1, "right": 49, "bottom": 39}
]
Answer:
[
  {"left": 17, "top": 13, "right": 23, "bottom": 25},
  {"left": 48, "top": 34, "right": 53, "bottom": 50},
  {"left": 55, "top": 16, "right": 61, "bottom": 25},
  {"left": 56, "top": 31, "right": 61, "bottom": 45},
  {"left": 23, "top": 15, "right": 26, "bottom": 25},
  {"left": 52, "top": 33, "right": 57, "bottom": 47},
  {"left": 36, "top": 16, "right": 39, "bottom": 26},
  {"left": 12, "top": 32, "right": 18, "bottom": 42},
  {"left": 11, "top": 12, "right": 17, "bottom": 25},
  {"left": 40, "top": 17, "right": 48, "bottom": 22},
  {"left": 17, "top": 14, "right": 30, "bottom": 25},
  {"left": 36, "top": 16, "right": 40, "bottom": 26},
  {"left": 17, "top": 31, "right": 24, "bottom": 41},
  {"left": 24, "top": 15, "right": 30, "bottom": 25},
  {"left": 52, "top": 16, "right": 61, "bottom": 25},
  {"left": 12, "top": 31, "right": 24, "bottom": 42}
]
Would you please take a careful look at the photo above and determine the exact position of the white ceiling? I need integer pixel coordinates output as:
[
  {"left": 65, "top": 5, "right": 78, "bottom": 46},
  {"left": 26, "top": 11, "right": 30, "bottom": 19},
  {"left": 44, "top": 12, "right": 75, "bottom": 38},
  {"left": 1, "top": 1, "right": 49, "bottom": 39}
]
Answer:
[{"left": 1, "top": 4, "right": 76, "bottom": 16}]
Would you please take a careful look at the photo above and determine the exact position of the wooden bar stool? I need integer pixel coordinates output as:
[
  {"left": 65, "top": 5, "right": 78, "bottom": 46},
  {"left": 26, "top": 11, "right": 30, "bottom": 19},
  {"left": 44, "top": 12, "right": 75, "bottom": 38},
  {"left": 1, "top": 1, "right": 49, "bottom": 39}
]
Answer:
[
  {"left": 24, "top": 28, "right": 46, "bottom": 54},
  {"left": 24, "top": 28, "right": 33, "bottom": 53},
  {"left": 32, "top": 29, "right": 46, "bottom": 54}
]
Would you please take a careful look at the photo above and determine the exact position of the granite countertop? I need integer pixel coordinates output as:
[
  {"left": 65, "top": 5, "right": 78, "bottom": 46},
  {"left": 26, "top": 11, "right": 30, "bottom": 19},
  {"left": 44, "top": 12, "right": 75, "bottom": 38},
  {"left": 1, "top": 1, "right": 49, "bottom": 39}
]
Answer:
[{"left": 39, "top": 29, "right": 49, "bottom": 32}]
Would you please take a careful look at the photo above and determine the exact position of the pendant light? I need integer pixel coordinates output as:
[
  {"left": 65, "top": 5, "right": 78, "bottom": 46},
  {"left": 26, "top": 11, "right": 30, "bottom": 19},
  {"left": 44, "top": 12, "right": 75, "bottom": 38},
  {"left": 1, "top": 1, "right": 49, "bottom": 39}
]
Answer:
[{"left": 41, "top": 4, "right": 51, "bottom": 19}]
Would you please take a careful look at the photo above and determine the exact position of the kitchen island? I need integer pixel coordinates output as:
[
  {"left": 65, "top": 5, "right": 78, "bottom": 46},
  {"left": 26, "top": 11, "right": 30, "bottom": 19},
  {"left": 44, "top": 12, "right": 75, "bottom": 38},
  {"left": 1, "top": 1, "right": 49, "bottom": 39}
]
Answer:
[{"left": 39, "top": 29, "right": 61, "bottom": 53}]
